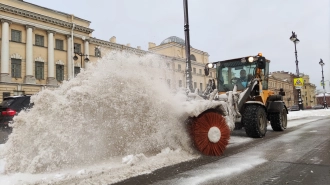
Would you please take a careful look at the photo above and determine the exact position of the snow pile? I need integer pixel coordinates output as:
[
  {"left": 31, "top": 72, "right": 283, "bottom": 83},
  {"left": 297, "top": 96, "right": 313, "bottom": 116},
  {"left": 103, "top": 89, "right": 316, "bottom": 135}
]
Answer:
[
  {"left": 1, "top": 51, "right": 194, "bottom": 174},
  {"left": 287, "top": 109, "right": 330, "bottom": 120}
]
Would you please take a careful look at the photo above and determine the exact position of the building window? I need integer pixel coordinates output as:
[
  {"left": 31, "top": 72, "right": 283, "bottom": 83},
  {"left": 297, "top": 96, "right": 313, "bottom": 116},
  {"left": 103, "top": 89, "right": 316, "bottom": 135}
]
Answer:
[
  {"left": 179, "top": 80, "right": 182, "bottom": 87},
  {"left": 190, "top": 54, "right": 196, "bottom": 61},
  {"left": 11, "top": 59, "right": 21, "bottom": 78},
  {"left": 56, "top": 64, "right": 64, "bottom": 81},
  {"left": 166, "top": 63, "right": 170, "bottom": 69},
  {"left": 95, "top": 47, "right": 101, "bottom": 57},
  {"left": 3, "top": 92, "right": 10, "bottom": 100},
  {"left": 199, "top": 69, "right": 202, "bottom": 74},
  {"left": 35, "top": 62, "right": 44, "bottom": 80},
  {"left": 194, "top": 82, "right": 197, "bottom": 89},
  {"left": 193, "top": 68, "right": 196, "bottom": 74},
  {"left": 200, "top": 83, "right": 203, "bottom": 90},
  {"left": 178, "top": 64, "right": 181, "bottom": 71},
  {"left": 74, "top": 67, "right": 80, "bottom": 77},
  {"left": 74, "top": 43, "right": 81, "bottom": 53},
  {"left": 210, "top": 72, "right": 212, "bottom": 77},
  {"left": 11, "top": 29, "right": 22, "bottom": 42},
  {"left": 35, "top": 34, "right": 44, "bottom": 46},
  {"left": 55, "top": 39, "right": 64, "bottom": 50}
]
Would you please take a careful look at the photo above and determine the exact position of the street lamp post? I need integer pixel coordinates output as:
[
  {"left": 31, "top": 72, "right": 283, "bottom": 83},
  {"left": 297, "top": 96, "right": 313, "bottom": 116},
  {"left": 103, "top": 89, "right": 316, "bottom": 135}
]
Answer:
[
  {"left": 183, "top": 0, "right": 193, "bottom": 92},
  {"left": 290, "top": 31, "right": 303, "bottom": 110},
  {"left": 73, "top": 48, "right": 89, "bottom": 75},
  {"left": 319, "top": 59, "right": 328, "bottom": 109}
]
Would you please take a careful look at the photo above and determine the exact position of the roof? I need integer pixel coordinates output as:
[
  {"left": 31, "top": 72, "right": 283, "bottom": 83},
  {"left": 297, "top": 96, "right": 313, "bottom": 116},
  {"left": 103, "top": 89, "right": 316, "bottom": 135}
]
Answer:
[
  {"left": 214, "top": 56, "right": 270, "bottom": 64},
  {"left": 18, "top": 0, "right": 91, "bottom": 23},
  {"left": 160, "top": 36, "right": 192, "bottom": 47}
]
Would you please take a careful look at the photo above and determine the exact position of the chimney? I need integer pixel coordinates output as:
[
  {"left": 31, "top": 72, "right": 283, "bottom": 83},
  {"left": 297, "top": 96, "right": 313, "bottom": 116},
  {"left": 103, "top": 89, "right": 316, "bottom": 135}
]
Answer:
[
  {"left": 137, "top": 46, "right": 141, "bottom": 49},
  {"left": 110, "top": 36, "right": 116, "bottom": 43},
  {"left": 148, "top": 42, "right": 156, "bottom": 49},
  {"left": 126, "top": 43, "right": 131, "bottom": 47}
]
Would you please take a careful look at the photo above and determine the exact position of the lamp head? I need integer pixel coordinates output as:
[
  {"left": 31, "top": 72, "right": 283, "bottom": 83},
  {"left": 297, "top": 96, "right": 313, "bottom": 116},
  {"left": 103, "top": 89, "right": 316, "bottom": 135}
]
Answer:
[
  {"left": 73, "top": 55, "right": 78, "bottom": 61},
  {"left": 290, "top": 31, "right": 300, "bottom": 43}
]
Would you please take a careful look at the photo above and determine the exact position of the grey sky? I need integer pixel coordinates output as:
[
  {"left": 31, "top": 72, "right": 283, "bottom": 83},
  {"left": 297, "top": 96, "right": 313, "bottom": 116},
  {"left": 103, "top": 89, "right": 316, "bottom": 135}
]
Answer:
[{"left": 25, "top": 0, "right": 330, "bottom": 90}]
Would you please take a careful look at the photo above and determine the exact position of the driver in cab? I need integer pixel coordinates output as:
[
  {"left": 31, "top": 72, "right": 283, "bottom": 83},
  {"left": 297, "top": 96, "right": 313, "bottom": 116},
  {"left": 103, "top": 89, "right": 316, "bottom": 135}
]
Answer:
[{"left": 239, "top": 69, "right": 248, "bottom": 88}]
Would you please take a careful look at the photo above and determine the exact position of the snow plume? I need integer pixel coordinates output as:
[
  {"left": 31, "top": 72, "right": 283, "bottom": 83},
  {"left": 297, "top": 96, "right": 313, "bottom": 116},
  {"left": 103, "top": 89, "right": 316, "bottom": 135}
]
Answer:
[{"left": 2, "top": 51, "right": 193, "bottom": 173}]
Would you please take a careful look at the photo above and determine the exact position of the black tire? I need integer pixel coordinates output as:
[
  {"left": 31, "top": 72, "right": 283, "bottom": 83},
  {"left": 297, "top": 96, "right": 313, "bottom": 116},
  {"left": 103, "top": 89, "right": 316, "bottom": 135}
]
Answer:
[
  {"left": 242, "top": 104, "right": 268, "bottom": 138},
  {"left": 267, "top": 95, "right": 283, "bottom": 101},
  {"left": 269, "top": 106, "right": 287, "bottom": 131},
  {"left": 234, "top": 122, "right": 243, "bottom": 130}
]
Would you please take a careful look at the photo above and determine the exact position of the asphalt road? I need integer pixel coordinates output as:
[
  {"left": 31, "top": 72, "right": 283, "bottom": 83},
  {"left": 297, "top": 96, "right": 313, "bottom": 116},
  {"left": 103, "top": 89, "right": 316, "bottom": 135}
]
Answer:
[{"left": 115, "top": 116, "right": 330, "bottom": 185}]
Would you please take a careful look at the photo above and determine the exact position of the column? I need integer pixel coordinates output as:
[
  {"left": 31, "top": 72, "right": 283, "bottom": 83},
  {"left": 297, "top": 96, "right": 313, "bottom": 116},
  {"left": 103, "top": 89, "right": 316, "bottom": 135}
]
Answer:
[
  {"left": 67, "top": 35, "right": 73, "bottom": 80},
  {"left": 84, "top": 39, "right": 89, "bottom": 68},
  {"left": 47, "top": 30, "right": 56, "bottom": 85},
  {"left": 24, "top": 25, "right": 36, "bottom": 84},
  {"left": 0, "top": 19, "right": 11, "bottom": 82}
]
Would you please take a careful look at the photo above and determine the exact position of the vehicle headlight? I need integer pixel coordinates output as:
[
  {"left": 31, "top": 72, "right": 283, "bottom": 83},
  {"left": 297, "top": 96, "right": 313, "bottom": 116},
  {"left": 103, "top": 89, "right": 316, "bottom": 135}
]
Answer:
[
  {"left": 248, "top": 57, "right": 254, "bottom": 63},
  {"left": 207, "top": 63, "right": 214, "bottom": 68}
]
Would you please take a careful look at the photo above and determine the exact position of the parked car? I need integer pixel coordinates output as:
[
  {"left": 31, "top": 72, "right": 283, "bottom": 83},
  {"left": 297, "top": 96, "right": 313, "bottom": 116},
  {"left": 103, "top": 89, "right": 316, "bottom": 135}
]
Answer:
[
  {"left": 0, "top": 95, "right": 32, "bottom": 129},
  {"left": 312, "top": 104, "right": 325, "bottom": 109},
  {"left": 289, "top": 105, "right": 299, "bottom": 111}
]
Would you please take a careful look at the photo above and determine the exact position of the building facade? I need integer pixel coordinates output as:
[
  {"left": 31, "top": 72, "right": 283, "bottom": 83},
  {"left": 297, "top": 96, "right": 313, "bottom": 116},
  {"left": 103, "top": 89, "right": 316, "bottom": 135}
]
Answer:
[
  {"left": 148, "top": 36, "right": 215, "bottom": 92},
  {"left": 316, "top": 92, "right": 330, "bottom": 106},
  {"left": 0, "top": 0, "right": 99, "bottom": 99},
  {"left": 270, "top": 71, "right": 316, "bottom": 108}
]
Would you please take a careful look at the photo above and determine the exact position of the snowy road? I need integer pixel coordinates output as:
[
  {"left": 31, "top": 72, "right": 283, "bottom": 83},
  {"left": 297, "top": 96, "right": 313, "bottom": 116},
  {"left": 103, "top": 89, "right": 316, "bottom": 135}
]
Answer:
[
  {"left": 1, "top": 110, "right": 330, "bottom": 185},
  {"left": 115, "top": 116, "right": 330, "bottom": 185}
]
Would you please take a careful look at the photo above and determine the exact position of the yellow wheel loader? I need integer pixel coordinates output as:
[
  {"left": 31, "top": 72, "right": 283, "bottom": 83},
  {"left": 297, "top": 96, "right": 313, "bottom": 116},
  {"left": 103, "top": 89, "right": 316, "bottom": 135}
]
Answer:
[
  {"left": 187, "top": 53, "right": 288, "bottom": 156},
  {"left": 182, "top": 0, "right": 288, "bottom": 156}
]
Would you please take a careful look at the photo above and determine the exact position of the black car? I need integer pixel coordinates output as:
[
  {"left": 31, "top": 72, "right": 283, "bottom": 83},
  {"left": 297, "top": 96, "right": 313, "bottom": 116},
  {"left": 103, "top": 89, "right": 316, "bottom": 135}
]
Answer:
[{"left": 0, "top": 95, "right": 32, "bottom": 128}]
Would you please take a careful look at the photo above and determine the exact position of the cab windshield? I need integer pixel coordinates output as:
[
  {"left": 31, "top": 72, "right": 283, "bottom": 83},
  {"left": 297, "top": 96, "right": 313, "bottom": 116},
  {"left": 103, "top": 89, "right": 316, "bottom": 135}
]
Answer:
[{"left": 216, "top": 59, "right": 269, "bottom": 92}]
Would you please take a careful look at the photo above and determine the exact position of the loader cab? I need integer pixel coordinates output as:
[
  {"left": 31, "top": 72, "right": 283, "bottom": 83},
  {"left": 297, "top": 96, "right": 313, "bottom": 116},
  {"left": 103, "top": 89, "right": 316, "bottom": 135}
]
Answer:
[{"left": 206, "top": 55, "right": 270, "bottom": 93}]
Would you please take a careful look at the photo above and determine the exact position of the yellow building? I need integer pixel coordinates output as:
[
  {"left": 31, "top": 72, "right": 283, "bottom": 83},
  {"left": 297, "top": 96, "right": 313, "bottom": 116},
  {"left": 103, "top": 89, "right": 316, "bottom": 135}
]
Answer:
[
  {"left": 148, "top": 36, "right": 215, "bottom": 92},
  {"left": 270, "top": 71, "right": 316, "bottom": 108},
  {"left": 0, "top": 0, "right": 97, "bottom": 99},
  {"left": 301, "top": 74, "right": 317, "bottom": 108},
  {"left": 268, "top": 74, "right": 294, "bottom": 107},
  {"left": 0, "top": 1, "right": 214, "bottom": 100}
]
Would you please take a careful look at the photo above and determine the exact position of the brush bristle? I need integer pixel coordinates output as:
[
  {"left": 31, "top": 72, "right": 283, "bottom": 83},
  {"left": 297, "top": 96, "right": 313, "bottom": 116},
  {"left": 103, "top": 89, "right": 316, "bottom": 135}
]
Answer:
[{"left": 191, "top": 111, "right": 230, "bottom": 156}]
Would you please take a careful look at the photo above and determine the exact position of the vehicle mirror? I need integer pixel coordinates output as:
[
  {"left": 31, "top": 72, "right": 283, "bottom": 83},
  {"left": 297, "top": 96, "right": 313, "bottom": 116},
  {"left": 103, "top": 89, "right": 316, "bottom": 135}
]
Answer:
[
  {"left": 279, "top": 88, "right": 285, "bottom": 96},
  {"left": 257, "top": 57, "right": 266, "bottom": 69}
]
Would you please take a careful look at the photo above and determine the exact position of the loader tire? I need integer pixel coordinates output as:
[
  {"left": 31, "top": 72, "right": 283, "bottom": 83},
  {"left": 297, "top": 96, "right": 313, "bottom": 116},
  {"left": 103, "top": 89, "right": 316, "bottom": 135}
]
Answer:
[
  {"left": 242, "top": 104, "right": 267, "bottom": 138},
  {"left": 269, "top": 106, "right": 287, "bottom": 131}
]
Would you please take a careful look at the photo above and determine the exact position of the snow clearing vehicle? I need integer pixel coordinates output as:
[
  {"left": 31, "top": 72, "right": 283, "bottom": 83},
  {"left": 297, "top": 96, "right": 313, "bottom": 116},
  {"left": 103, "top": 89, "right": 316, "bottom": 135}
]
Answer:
[{"left": 182, "top": 0, "right": 288, "bottom": 156}]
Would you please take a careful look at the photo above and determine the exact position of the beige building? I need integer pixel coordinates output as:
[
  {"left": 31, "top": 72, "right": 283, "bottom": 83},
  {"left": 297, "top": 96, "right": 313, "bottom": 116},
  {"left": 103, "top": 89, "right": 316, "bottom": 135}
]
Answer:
[
  {"left": 301, "top": 74, "right": 317, "bottom": 108},
  {"left": 148, "top": 36, "right": 215, "bottom": 92},
  {"left": 270, "top": 71, "right": 316, "bottom": 108},
  {"left": 0, "top": 1, "right": 214, "bottom": 100},
  {"left": 268, "top": 74, "right": 294, "bottom": 107},
  {"left": 0, "top": 0, "right": 98, "bottom": 99}
]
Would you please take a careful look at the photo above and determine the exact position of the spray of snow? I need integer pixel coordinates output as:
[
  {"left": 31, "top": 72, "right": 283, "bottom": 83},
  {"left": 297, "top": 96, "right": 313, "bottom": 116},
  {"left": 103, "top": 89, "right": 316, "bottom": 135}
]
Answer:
[{"left": 1, "top": 51, "right": 195, "bottom": 174}]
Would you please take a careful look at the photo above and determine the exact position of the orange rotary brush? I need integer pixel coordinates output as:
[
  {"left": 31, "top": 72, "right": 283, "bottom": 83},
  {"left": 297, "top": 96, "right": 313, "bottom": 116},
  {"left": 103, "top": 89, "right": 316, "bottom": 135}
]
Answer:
[{"left": 191, "top": 111, "right": 230, "bottom": 156}]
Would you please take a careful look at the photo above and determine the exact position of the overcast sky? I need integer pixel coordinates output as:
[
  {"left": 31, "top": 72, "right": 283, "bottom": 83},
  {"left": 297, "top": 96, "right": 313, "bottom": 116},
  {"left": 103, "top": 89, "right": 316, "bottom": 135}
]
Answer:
[{"left": 25, "top": 0, "right": 329, "bottom": 90}]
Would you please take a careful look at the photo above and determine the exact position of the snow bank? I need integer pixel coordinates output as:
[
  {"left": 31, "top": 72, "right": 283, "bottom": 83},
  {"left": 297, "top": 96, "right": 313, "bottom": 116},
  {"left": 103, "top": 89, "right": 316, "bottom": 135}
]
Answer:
[{"left": 287, "top": 109, "right": 330, "bottom": 120}]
